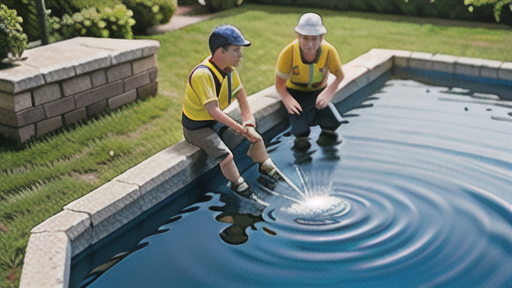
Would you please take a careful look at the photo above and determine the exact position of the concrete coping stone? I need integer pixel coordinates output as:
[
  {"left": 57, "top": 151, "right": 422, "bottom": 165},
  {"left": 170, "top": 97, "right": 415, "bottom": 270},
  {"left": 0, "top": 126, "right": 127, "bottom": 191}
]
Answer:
[
  {"left": 20, "top": 49, "right": 512, "bottom": 288},
  {"left": 0, "top": 37, "right": 160, "bottom": 94}
]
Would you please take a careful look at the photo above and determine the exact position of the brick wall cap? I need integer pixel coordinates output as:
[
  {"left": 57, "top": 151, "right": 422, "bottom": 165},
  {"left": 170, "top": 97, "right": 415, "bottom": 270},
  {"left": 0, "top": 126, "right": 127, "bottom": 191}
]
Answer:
[{"left": 0, "top": 37, "right": 160, "bottom": 94}]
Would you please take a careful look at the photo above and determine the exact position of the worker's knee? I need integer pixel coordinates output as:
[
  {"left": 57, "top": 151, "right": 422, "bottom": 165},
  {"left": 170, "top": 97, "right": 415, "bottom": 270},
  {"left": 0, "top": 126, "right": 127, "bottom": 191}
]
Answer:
[{"left": 220, "top": 152, "right": 234, "bottom": 166}]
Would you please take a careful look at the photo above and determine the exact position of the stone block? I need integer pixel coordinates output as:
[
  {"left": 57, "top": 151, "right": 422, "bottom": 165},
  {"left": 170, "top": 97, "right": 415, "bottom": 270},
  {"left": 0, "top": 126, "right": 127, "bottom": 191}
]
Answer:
[
  {"left": 31, "top": 210, "right": 91, "bottom": 245},
  {"left": 409, "top": 52, "right": 433, "bottom": 70},
  {"left": 75, "top": 81, "right": 123, "bottom": 108},
  {"left": 91, "top": 70, "right": 107, "bottom": 87},
  {"left": 137, "top": 81, "right": 158, "bottom": 100},
  {"left": 149, "top": 68, "right": 158, "bottom": 82},
  {"left": 62, "top": 75, "right": 92, "bottom": 96},
  {"left": 14, "top": 106, "right": 46, "bottom": 127},
  {"left": 480, "top": 60, "right": 502, "bottom": 79},
  {"left": 498, "top": 62, "right": 512, "bottom": 81},
  {"left": 87, "top": 100, "right": 107, "bottom": 117},
  {"left": 0, "top": 65, "right": 45, "bottom": 94},
  {"left": 68, "top": 37, "right": 159, "bottom": 65},
  {"left": 431, "top": 54, "right": 457, "bottom": 74},
  {"left": 394, "top": 56, "right": 409, "bottom": 69},
  {"left": 332, "top": 65, "right": 369, "bottom": 104},
  {"left": 37, "top": 116, "right": 63, "bottom": 137},
  {"left": 0, "top": 91, "right": 32, "bottom": 111},
  {"left": 454, "top": 57, "right": 486, "bottom": 77},
  {"left": 142, "top": 44, "right": 160, "bottom": 57},
  {"left": 367, "top": 60, "right": 392, "bottom": 83},
  {"left": 0, "top": 108, "right": 16, "bottom": 126},
  {"left": 64, "top": 108, "right": 87, "bottom": 125},
  {"left": 33, "top": 83, "right": 61, "bottom": 106},
  {"left": 44, "top": 97, "right": 75, "bottom": 118},
  {"left": 64, "top": 181, "right": 142, "bottom": 245},
  {"left": 112, "top": 49, "right": 143, "bottom": 65},
  {"left": 43, "top": 65, "right": 76, "bottom": 84},
  {"left": 132, "top": 55, "right": 158, "bottom": 75},
  {"left": 107, "top": 63, "right": 132, "bottom": 83},
  {"left": 19, "top": 232, "right": 71, "bottom": 288},
  {"left": 0, "top": 124, "right": 35, "bottom": 142},
  {"left": 115, "top": 140, "right": 201, "bottom": 210},
  {"left": 124, "top": 72, "right": 150, "bottom": 92},
  {"left": 108, "top": 90, "right": 137, "bottom": 110},
  {"left": 74, "top": 55, "right": 111, "bottom": 75},
  {"left": 354, "top": 49, "right": 394, "bottom": 71}
]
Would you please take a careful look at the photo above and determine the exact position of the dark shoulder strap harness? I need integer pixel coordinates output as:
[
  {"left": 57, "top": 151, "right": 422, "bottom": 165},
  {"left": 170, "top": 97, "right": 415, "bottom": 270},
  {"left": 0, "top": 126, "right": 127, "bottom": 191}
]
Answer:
[{"left": 188, "top": 64, "right": 233, "bottom": 104}]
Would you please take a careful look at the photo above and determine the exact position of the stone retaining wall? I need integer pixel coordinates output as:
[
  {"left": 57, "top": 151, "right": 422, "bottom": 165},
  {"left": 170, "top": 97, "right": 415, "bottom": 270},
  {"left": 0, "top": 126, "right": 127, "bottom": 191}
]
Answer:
[{"left": 0, "top": 37, "right": 160, "bottom": 142}]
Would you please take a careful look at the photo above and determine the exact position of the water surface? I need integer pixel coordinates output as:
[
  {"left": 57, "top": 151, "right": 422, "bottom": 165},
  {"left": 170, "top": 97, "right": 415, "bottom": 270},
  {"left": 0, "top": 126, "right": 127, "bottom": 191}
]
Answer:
[{"left": 83, "top": 79, "right": 512, "bottom": 287}]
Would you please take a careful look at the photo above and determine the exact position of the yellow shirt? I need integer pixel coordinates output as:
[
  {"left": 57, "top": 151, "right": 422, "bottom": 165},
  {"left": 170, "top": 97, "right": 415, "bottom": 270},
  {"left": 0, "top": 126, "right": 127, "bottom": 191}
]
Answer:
[
  {"left": 182, "top": 56, "right": 243, "bottom": 121},
  {"left": 275, "top": 39, "right": 343, "bottom": 91}
]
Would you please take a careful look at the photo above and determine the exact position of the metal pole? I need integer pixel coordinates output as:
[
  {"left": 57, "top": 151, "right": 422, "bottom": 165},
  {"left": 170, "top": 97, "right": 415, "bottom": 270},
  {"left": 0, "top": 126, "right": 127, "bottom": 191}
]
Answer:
[{"left": 35, "top": 0, "right": 49, "bottom": 45}]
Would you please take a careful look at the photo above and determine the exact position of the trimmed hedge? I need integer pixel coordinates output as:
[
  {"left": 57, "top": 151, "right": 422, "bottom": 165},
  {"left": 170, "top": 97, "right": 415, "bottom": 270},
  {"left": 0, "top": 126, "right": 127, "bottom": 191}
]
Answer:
[
  {"left": 3, "top": 0, "right": 177, "bottom": 43},
  {"left": 47, "top": 5, "right": 135, "bottom": 42},
  {"left": 122, "top": 0, "right": 177, "bottom": 34},
  {"left": 245, "top": 0, "right": 512, "bottom": 25}
]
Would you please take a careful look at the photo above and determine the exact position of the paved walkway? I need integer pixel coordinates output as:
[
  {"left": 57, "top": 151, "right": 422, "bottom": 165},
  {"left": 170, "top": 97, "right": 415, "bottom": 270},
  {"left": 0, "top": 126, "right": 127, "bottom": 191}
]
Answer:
[{"left": 147, "top": 4, "right": 214, "bottom": 34}]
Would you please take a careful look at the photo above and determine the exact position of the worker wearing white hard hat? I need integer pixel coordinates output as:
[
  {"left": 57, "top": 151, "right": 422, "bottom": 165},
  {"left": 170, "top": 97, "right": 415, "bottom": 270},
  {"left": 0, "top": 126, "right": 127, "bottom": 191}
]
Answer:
[{"left": 275, "top": 13, "right": 345, "bottom": 152}]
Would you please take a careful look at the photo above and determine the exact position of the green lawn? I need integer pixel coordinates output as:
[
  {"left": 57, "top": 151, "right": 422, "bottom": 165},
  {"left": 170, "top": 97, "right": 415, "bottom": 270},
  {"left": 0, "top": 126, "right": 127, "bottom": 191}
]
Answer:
[{"left": 1, "top": 4, "right": 511, "bottom": 287}]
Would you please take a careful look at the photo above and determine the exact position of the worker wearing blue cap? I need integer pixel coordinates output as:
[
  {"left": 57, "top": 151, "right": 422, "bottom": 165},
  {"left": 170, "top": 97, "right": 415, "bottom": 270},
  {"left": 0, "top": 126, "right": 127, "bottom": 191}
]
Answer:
[{"left": 182, "top": 25, "right": 283, "bottom": 200}]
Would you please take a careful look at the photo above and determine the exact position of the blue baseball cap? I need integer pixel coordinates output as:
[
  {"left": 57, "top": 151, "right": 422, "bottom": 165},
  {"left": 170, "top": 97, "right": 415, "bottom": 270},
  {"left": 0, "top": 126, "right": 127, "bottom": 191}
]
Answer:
[{"left": 209, "top": 25, "right": 251, "bottom": 54}]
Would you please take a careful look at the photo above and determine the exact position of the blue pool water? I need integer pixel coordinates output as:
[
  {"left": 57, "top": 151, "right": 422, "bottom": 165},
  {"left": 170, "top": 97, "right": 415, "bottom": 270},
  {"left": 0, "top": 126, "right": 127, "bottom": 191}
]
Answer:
[{"left": 80, "top": 79, "right": 512, "bottom": 287}]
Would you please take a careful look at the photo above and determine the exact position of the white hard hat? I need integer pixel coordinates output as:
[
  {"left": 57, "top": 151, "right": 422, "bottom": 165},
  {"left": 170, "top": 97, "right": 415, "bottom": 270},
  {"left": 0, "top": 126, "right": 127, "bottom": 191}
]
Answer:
[{"left": 295, "top": 13, "right": 326, "bottom": 36}]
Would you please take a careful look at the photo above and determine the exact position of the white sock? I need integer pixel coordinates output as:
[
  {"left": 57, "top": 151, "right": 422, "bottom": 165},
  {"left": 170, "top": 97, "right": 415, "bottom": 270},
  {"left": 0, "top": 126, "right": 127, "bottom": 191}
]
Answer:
[{"left": 260, "top": 158, "right": 275, "bottom": 172}]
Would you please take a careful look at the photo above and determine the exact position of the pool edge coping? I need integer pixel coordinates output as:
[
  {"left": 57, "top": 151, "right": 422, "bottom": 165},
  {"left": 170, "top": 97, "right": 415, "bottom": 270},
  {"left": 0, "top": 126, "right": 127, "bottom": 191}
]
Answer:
[{"left": 19, "top": 49, "right": 512, "bottom": 288}]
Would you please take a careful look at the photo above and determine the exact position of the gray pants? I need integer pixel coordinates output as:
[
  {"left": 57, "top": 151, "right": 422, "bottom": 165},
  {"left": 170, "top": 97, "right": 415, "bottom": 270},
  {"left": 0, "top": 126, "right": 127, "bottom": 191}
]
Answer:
[{"left": 183, "top": 126, "right": 269, "bottom": 164}]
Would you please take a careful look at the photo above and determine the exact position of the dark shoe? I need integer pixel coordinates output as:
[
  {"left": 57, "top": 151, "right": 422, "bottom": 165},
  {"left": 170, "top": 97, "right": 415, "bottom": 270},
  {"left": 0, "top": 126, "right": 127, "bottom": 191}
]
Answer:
[
  {"left": 258, "top": 158, "right": 285, "bottom": 182},
  {"left": 293, "top": 137, "right": 311, "bottom": 152},
  {"left": 258, "top": 166, "right": 284, "bottom": 182},
  {"left": 257, "top": 175, "right": 277, "bottom": 191},
  {"left": 316, "top": 129, "right": 338, "bottom": 147},
  {"left": 230, "top": 179, "right": 254, "bottom": 199}
]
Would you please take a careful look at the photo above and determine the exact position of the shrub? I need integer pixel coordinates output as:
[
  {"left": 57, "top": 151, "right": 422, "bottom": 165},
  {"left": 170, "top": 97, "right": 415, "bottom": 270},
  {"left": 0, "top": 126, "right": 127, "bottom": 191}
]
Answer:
[
  {"left": 0, "top": 4, "right": 28, "bottom": 64},
  {"left": 122, "top": 0, "right": 177, "bottom": 35},
  {"left": 2, "top": 0, "right": 40, "bottom": 42},
  {"left": 48, "top": 5, "right": 135, "bottom": 42},
  {"left": 201, "top": 0, "right": 243, "bottom": 12}
]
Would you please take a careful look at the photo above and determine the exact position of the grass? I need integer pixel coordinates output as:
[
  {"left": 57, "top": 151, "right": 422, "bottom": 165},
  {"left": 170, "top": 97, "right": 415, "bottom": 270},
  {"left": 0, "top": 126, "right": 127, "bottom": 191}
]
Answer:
[{"left": 1, "top": 4, "right": 511, "bottom": 287}]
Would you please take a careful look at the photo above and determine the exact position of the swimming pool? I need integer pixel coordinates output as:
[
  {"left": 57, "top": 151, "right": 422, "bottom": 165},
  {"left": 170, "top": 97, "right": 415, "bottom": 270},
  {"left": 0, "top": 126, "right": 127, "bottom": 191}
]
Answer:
[
  {"left": 75, "top": 76, "right": 512, "bottom": 287},
  {"left": 20, "top": 49, "right": 512, "bottom": 288}
]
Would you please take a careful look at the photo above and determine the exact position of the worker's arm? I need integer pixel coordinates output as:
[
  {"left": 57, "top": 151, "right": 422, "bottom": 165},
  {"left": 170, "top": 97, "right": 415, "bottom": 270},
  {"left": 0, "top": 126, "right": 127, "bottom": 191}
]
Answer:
[{"left": 275, "top": 75, "right": 302, "bottom": 115}]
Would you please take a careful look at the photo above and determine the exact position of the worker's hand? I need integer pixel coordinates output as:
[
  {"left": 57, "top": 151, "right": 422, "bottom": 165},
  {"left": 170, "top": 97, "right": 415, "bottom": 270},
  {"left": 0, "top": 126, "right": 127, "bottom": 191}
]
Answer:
[
  {"left": 316, "top": 91, "right": 333, "bottom": 110},
  {"left": 245, "top": 126, "right": 262, "bottom": 143},
  {"left": 282, "top": 95, "right": 303, "bottom": 115}
]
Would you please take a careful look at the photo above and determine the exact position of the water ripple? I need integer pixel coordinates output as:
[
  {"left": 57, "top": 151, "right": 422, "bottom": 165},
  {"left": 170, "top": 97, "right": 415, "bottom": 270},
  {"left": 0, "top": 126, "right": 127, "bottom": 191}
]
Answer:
[{"left": 83, "top": 79, "right": 512, "bottom": 288}]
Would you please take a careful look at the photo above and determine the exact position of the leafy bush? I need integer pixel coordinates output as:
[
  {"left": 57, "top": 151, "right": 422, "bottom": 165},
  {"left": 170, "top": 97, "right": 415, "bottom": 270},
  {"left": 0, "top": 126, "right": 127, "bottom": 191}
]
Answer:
[
  {"left": 122, "top": 0, "right": 177, "bottom": 34},
  {"left": 245, "top": 0, "right": 511, "bottom": 24},
  {"left": 201, "top": 0, "right": 243, "bottom": 12},
  {"left": 0, "top": 4, "right": 28, "bottom": 64},
  {"left": 70, "top": 0, "right": 123, "bottom": 10},
  {"left": 2, "top": 0, "right": 40, "bottom": 42},
  {"left": 465, "top": 0, "right": 512, "bottom": 21},
  {"left": 48, "top": 5, "right": 135, "bottom": 42}
]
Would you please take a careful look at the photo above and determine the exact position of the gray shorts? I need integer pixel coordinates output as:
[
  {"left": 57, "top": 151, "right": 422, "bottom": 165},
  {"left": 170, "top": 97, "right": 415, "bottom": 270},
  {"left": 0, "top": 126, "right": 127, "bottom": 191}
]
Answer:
[{"left": 183, "top": 126, "right": 231, "bottom": 162}]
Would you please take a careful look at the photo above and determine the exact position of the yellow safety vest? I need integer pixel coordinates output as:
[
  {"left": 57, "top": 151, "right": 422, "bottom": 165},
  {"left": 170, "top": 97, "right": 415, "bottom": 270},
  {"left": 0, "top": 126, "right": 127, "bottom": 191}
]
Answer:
[
  {"left": 182, "top": 56, "right": 243, "bottom": 121},
  {"left": 275, "top": 39, "right": 343, "bottom": 91}
]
